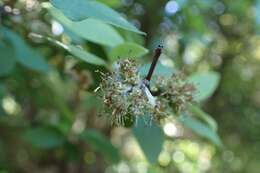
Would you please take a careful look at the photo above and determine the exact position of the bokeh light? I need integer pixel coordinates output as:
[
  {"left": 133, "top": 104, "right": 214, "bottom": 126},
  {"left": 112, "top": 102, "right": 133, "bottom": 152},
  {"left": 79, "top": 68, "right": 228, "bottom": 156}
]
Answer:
[
  {"left": 52, "top": 20, "right": 64, "bottom": 36},
  {"left": 165, "top": 0, "right": 179, "bottom": 15},
  {"left": 163, "top": 122, "right": 177, "bottom": 137}
]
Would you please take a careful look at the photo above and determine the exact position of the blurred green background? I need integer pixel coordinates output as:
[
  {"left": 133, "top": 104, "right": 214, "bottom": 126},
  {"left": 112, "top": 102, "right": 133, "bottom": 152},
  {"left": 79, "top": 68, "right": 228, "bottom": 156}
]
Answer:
[{"left": 0, "top": 0, "right": 260, "bottom": 173}]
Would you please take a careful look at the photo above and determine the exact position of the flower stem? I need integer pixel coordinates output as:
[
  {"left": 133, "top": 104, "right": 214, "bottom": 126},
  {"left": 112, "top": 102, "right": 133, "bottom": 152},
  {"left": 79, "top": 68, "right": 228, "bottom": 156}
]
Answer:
[{"left": 145, "top": 45, "right": 163, "bottom": 81}]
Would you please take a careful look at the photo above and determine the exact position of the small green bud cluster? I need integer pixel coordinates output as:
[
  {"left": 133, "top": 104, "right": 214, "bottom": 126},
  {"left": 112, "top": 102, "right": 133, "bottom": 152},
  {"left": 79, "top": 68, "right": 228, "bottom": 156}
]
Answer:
[{"left": 98, "top": 59, "right": 195, "bottom": 127}]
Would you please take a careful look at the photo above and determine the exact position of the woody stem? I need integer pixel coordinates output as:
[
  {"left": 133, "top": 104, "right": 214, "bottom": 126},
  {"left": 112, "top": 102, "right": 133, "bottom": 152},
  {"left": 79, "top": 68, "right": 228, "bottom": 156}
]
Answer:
[{"left": 145, "top": 45, "right": 163, "bottom": 82}]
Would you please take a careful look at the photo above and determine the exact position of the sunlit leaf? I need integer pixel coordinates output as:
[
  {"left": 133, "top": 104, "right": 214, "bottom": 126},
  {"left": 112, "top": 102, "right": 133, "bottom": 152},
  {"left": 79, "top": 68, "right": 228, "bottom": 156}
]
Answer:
[
  {"left": 46, "top": 4, "right": 124, "bottom": 47},
  {"left": 50, "top": 0, "right": 145, "bottom": 35},
  {"left": 0, "top": 42, "right": 16, "bottom": 76},
  {"left": 22, "top": 127, "right": 66, "bottom": 149},
  {"left": 79, "top": 129, "right": 120, "bottom": 163},
  {"left": 187, "top": 71, "right": 220, "bottom": 101},
  {"left": 109, "top": 42, "right": 148, "bottom": 61},
  {"left": 132, "top": 115, "right": 164, "bottom": 163},
  {"left": 180, "top": 114, "right": 222, "bottom": 147}
]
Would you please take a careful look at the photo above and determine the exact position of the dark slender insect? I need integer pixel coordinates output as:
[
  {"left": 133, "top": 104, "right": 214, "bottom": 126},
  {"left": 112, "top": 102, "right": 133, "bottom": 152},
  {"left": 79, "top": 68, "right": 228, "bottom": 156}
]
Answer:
[{"left": 145, "top": 44, "right": 163, "bottom": 82}]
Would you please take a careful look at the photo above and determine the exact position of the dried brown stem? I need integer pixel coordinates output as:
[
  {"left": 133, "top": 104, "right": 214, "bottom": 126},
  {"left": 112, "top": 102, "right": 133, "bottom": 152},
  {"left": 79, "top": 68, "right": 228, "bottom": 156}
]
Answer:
[{"left": 145, "top": 45, "right": 163, "bottom": 82}]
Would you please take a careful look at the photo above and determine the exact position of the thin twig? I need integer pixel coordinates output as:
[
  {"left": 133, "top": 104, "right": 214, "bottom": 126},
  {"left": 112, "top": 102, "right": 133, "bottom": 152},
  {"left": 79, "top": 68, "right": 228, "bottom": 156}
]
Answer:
[{"left": 145, "top": 45, "right": 163, "bottom": 81}]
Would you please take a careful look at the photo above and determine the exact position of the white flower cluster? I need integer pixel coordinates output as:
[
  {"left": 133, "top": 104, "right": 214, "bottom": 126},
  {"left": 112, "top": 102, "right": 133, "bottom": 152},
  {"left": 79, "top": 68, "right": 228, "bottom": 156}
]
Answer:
[{"left": 98, "top": 59, "right": 194, "bottom": 127}]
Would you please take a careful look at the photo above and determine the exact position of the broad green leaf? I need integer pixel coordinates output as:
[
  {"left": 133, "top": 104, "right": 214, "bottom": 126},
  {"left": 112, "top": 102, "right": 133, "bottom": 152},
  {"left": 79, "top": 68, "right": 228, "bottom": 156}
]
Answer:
[
  {"left": 179, "top": 114, "right": 222, "bottom": 147},
  {"left": 32, "top": 34, "right": 106, "bottom": 66},
  {"left": 0, "top": 27, "right": 49, "bottom": 73},
  {"left": 132, "top": 115, "right": 164, "bottom": 163},
  {"left": 110, "top": 42, "right": 148, "bottom": 61},
  {"left": 123, "top": 31, "right": 145, "bottom": 45},
  {"left": 187, "top": 71, "right": 220, "bottom": 101},
  {"left": 50, "top": 0, "right": 145, "bottom": 35},
  {"left": 187, "top": 103, "right": 218, "bottom": 131},
  {"left": 46, "top": 4, "right": 124, "bottom": 47},
  {"left": 0, "top": 42, "right": 16, "bottom": 76},
  {"left": 22, "top": 127, "right": 66, "bottom": 149},
  {"left": 79, "top": 129, "right": 120, "bottom": 163}
]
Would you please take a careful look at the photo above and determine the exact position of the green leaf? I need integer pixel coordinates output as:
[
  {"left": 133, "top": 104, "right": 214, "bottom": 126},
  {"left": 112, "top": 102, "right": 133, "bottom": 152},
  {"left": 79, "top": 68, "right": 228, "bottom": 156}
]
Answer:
[
  {"left": 187, "top": 103, "right": 218, "bottom": 132},
  {"left": 79, "top": 129, "right": 120, "bottom": 163},
  {"left": 139, "top": 63, "right": 175, "bottom": 78},
  {"left": 0, "top": 84, "right": 6, "bottom": 116},
  {"left": 0, "top": 27, "right": 49, "bottom": 73},
  {"left": 256, "top": 0, "right": 260, "bottom": 25},
  {"left": 32, "top": 34, "right": 106, "bottom": 66},
  {"left": 82, "top": 93, "right": 102, "bottom": 111},
  {"left": 64, "top": 143, "right": 82, "bottom": 161},
  {"left": 22, "top": 127, "right": 66, "bottom": 149},
  {"left": 109, "top": 42, "right": 148, "bottom": 61},
  {"left": 187, "top": 71, "right": 220, "bottom": 101},
  {"left": 0, "top": 42, "right": 16, "bottom": 76},
  {"left": 46, "top": 4, "right": 124, "bottom": 47},
  {"left": 50, "top": 0, "right": 145, "bottom": 35},
  {"left": 96, "top": 0, "right": 121, "bottom": 7},
  {"left": 179, "top": 114, "right": 222, "bottom": 147},
  {"left": 66, "top": 44, "right": 106, "bottom": 66},
  {"left": 132, "top": 115, "right": 164, "bottom": 163},
  {"left": 0, "top": 84, "right": 6, "bottom": 98}
]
